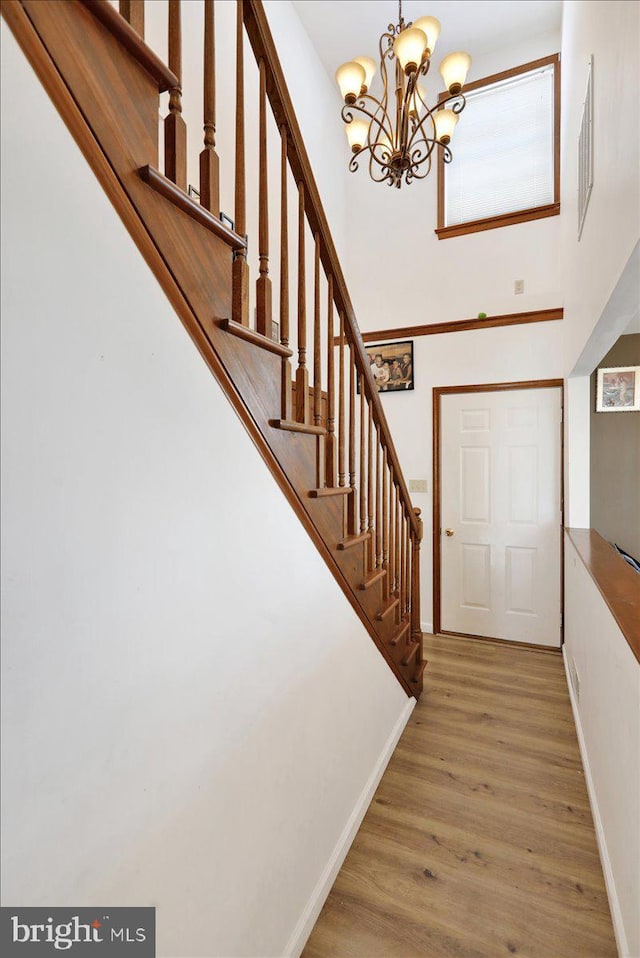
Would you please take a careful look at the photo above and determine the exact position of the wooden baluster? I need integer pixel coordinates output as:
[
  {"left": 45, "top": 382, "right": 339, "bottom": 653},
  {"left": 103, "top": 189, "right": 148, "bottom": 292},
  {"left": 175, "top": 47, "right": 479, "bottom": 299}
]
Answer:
[
  {"left": 368, "top": 402, "right": 374, "bottom": 564},
  {"left": 389, "top": 469, "right": 395, "bottom": 594},
  {"left": 349, "top": 347, "right": 356, "bottom": 488},
  {"left": 375, "top": 428, "right": 382, "bottom": 571},
  {"left": 401, "top": 506, "right": 407, "bottom": 615},
  {"left": 119, "top": 0, "right": 144, "bottom": 36},
  {"left": 256, "top": 59, "right": 273, "bottom": 337},
  {"left": 337, "top": 314, "right": 345, "bottom": 484},
  {"left": 199, "top": 0, "right": 220, "bottom": 215},
  {"left": 359, "top": 375, "right": 367, "bottom": 534},
  {"left": 165, "top": 0, "right": 187, "bottom": 190},
  {"left": 411, "top": 508, "right": 424, "bottom": 656},
  {"left": 279, "top": 127, "right": 292, "bottom": 420},
  {"left": 347, "top": 344, "right": 357, "bottom": 532},
  {"left": 325, "top": 278, "right": 336, "bottom": 486},
  {"left": 395, "top": 487, "right": 401, "bottom": 598},
  {"left": 406, "top": 516, "right": 412, "bottom": 621},
  {"left": 232, "top": 0, "right": 249, "bottom": 325},
  {"left": 382, "top": 449, "right": 389, "bottom": 598},
  {"left": 405, "top": 510, "right": 411, "bottom": 618},
  {"left": 313, "top": 235, "right": 321, "bottom": 426},
  {"left": 295, "top": 184, "right": 309, "bottom": 421}
]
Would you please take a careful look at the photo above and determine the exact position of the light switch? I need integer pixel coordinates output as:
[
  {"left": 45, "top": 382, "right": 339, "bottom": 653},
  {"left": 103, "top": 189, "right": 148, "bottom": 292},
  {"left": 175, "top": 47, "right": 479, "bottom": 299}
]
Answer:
[
  {"left": 514, "top": 279, "right": 525, "bottom": 294},
  {"left": 409, "top": 479, "right": 428, "bottom": 493}
]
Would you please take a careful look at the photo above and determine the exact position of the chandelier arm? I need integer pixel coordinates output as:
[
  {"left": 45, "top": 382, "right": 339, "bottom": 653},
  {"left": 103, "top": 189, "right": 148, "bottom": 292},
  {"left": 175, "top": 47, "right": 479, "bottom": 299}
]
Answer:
[
  {"left": 341, "top": 99, "right": 395, "bottom": 148},
  {"left": 406, "top": 91, "right": 466, "bottom": 154}
]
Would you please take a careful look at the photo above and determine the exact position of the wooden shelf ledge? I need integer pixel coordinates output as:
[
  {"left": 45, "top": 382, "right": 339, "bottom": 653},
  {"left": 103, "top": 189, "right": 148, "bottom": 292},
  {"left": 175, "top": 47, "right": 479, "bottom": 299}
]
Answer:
[
  {"left": 565, "top": 528, "right": 640, "bottom": 664},
  {"left": 390, "top": 620, "right": 410, "bottom": 647},
  {"left": 269, "top": 419, "right": 326, "bottom": 436},
  {"left": 402, "top": 641, "right": 420, "bottom": 667},
  {"left": 377, "top": 596, "right": 400, "bottom": 621},
  {"left": 412, "top": 659, "right": 428, "bottom": 684},
  {"left": 309, "top": 487, "right": 353, "bottom": 499},
  {"left": 221, "top": 319, "right": 293, "bottom": 358},
  {"left": 337, "top": 532, "right": 371, "bottom": 551},
  {"left": 139, "top": 166, "right": 247, "bottom": 251},
  {"left": 359, "top": 568, "right": 386, "bottom": 591}
]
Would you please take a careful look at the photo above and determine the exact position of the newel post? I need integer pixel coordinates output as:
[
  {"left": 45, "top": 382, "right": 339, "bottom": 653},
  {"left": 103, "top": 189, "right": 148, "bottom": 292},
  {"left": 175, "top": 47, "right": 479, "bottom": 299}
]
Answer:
[{"left": 411, "top": 507, "right": 423, "bottom": 648}]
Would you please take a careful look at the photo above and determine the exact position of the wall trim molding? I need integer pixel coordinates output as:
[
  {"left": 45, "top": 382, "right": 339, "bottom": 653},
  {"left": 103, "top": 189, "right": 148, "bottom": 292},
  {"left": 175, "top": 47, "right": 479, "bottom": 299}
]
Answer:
[
  {"left": 284, "top": 696, "right": 416, "bottom": 958},
  {"left": 357, "top": 308, "right": 563, "bottom": 344},
  {"left": 562, "top": 647, "right": 629, "bottom": 958},
  {"left": 421, "top": 621, "right": 434, "bottom": 636}
]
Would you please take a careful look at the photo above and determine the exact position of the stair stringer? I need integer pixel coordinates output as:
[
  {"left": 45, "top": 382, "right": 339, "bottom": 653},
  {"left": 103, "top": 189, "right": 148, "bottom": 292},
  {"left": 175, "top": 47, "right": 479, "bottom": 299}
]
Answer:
[{"left": 3, "top": 0, "right": 423, "bottom": 696}]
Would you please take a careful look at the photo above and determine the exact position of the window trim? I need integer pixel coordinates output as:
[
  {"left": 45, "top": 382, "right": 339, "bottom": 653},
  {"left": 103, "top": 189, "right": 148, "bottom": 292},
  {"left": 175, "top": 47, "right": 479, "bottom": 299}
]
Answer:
[{"left": 435, "top": 54, "right": 561, "bottom": 240}]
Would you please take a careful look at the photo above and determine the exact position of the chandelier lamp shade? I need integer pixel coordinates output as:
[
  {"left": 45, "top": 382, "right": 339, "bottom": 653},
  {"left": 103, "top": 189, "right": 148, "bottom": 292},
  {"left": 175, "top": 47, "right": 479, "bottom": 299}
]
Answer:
[{"left": 335, "top": 1, "right": 471, "bottom": 188}]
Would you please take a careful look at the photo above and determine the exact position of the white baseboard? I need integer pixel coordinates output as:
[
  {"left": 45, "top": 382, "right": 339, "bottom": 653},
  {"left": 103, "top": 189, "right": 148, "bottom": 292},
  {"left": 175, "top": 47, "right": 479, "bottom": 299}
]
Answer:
[
  {"left": 283, "top": 696, "right": 416, "bottom": 958},
  {"left": 421, "top": 620, "right": 434, "bottom": 635},
  {"left": 562, "top": 648, "right": 628, "bottom": 958}
]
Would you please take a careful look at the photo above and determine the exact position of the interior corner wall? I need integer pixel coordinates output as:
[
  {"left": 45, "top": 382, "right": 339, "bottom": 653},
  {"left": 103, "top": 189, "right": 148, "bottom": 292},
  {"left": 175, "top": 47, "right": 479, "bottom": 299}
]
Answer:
[
  {"left": 0, "top": 26, "right": 410, "bottom": 958},
  {"left": 590, "top": 334, "right": 640, "bottom": 557},
  {"left": 560, "top": 0, "right": 640, "bottom": 372}
]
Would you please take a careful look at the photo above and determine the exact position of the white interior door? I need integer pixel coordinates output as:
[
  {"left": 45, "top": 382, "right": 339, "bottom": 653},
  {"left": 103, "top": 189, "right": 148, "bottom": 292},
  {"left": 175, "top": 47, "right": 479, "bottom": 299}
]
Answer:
[{"left": 440, "top": 386, "right": 562, "bottom": 647}]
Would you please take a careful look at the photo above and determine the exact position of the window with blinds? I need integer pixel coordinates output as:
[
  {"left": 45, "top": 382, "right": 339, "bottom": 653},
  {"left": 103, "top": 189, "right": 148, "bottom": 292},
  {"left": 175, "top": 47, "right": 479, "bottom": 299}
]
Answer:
[{"left": 438, "top": 56, "right": 560, "bottom": 237}]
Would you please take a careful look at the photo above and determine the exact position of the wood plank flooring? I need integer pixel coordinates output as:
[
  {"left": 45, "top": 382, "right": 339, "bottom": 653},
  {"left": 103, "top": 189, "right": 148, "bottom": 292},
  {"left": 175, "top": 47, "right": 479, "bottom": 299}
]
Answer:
[{"left": 303, "top": 634, "right": 617, "bottom": 958}]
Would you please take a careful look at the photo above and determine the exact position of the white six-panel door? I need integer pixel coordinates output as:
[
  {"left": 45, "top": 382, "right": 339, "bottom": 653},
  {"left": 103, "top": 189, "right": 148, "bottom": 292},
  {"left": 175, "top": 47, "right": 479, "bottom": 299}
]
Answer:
[{"left": 440, "top": 386, "right": 562, "bottom": 647}]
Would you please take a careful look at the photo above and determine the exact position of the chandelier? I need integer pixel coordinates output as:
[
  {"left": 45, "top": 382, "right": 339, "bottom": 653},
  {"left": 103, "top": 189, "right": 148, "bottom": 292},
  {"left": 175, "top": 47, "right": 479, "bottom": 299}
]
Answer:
[{"left": 335, "top": 1, "right": 472, "bottom": 188}]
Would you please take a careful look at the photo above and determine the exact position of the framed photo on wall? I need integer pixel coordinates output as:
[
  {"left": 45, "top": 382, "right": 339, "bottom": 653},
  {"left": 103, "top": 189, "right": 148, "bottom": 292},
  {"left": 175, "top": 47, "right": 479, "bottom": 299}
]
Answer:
[
  {"left": 362, "top": 340, "right": 414, "bottom": 393},
  {"left": 595, "top": 365, "right": 640, "bottom": 412}
]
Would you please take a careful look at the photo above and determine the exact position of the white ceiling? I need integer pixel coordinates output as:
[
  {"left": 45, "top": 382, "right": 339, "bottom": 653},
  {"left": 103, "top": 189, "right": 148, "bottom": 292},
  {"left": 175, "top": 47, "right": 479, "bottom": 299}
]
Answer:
[{"left": 292, "top": 0, "right": 563, "bottom": 84}]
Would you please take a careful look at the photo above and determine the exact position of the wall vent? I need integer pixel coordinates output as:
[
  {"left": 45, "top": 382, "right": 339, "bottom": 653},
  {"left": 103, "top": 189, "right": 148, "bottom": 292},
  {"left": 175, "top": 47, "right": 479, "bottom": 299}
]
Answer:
[{"left": 578, "top": 56, "right": 594, "bottom": 240}]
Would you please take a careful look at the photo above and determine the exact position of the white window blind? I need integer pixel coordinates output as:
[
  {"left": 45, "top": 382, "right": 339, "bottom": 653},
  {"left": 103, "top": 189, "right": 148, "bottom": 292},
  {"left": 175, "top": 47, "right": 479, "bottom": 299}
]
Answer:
[{"left": 445, "top": 64, "right": 556, "bottom": 226}]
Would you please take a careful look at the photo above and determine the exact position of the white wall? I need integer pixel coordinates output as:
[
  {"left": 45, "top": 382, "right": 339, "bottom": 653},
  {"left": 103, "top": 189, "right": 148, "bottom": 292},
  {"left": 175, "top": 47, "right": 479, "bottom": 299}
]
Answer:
[
  {"left": 0, "top": 26, "right": 411, "bottom": 957},
  {"left": 560, "top": 0, "right": 640, "bottom": 372},
  {"left": 564, "top": 535, "right": 640, "bottom": 958}
]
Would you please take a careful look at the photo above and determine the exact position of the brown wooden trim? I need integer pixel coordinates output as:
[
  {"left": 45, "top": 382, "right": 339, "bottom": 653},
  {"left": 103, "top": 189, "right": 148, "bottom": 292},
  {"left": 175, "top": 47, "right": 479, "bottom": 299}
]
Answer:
[
  {"left": 359, "top": 308, "right": 563, "bottom": 343},
  {"left": 221, "top": 318, "right": 292, "bottom": 358},
  {"left": 269, "top": 419, "right": 325, "bottom": 436},
  {"left": 242, "top": 1, "right": 420, "bottom": 541},
  {"left": 79, "top": 0, "right": 177, "bottom": 91},
  {"left": 439, "top": 630, "right": 561, "bottom": 655},
  {"left": 3, "top": 0, "right": 415, "bottom": 699},
  {"left": 565, "top": 529, "right": 640, "bottom": 665},
  {"left": 436, "top": 203, "right": 560, "bottom": 240},
  {"left": 436, "top": 54, "right": 561, "bottom": 237},
  {"left": 459, "top": 53, "right": 561, "bottom": 98},
  {"left": 433, "top": 380, "right": 565, "bottom": 639},
  {"left": 139, "top": 166, "right": 246, "bottom": 251}
]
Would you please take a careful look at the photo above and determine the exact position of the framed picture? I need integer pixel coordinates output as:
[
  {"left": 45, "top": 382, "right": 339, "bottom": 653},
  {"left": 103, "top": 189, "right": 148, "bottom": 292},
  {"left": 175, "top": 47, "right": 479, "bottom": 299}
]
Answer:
[
  {"left": 361, "top": 340, "right": 414, "bottom": 393},
  {"left": 596, "top": 365, "right": 640, "bottom": 412}
]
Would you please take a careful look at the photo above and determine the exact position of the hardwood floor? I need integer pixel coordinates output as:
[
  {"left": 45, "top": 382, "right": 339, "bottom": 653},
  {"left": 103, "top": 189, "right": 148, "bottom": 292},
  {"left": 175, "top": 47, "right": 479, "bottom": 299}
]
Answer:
[{"left": 303, "top": 634, "right": 617, "bottom": 958}]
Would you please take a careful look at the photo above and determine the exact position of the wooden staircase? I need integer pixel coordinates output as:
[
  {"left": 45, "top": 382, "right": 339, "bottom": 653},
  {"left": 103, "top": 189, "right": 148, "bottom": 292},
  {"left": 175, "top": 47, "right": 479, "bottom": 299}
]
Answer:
[{"left": 2, "top": 0, "right": 426, "bottom": 697}]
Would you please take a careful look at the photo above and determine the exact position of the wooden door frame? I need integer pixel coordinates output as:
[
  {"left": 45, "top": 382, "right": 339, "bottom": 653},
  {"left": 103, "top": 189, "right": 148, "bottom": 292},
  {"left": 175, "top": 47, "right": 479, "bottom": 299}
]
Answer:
[{"left": 432, "top": 379, "right": 565, "bottom": 648}]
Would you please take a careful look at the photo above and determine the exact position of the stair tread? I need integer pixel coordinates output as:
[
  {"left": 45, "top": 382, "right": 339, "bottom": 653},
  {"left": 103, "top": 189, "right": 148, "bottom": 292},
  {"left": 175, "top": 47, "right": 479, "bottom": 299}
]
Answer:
[
  {"left": 337, "top": 532, "right": 371, "bottom": 551},
  {"left": 402, "top": 641, "right": 420, "bottom": 666},
  {"left": 411, "top": 659, "right": 428, "bottom": 684},
  {"left": 390, "top": 620, "right": 411, "bottom": 646},
  {"left": 359, "top": 567, "right": 387, "bottom": 591},
  {"left": 270, "top": 419, "right": 326, "bottom": 435},
  {"left": 222, "top": 318, "right": 293, "bottom": 357},
  {"left": 376, "top": 596, "right": 400, "bottom": 620},
  {"left": 309, "top": 486, "right": 353, "bottom": 498}
]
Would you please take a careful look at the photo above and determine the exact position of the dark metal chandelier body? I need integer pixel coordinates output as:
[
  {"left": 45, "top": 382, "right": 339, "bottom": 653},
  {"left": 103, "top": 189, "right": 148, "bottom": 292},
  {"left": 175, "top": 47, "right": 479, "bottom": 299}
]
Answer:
[{"left": 336, "top": 1, "right": 472, "bottom": 188}]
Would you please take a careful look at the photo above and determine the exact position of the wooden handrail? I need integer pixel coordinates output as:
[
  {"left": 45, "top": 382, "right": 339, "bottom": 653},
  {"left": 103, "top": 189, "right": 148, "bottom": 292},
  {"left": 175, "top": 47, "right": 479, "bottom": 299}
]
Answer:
[{"left": 242, "top": 0, "right": 421, "bottom": 540}]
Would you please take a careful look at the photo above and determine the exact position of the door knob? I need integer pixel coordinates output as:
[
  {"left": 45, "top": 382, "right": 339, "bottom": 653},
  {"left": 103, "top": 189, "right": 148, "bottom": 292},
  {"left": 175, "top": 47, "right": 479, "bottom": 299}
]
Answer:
[{"left": 445, "top": 528, "right": 454, "bottom": 537}]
